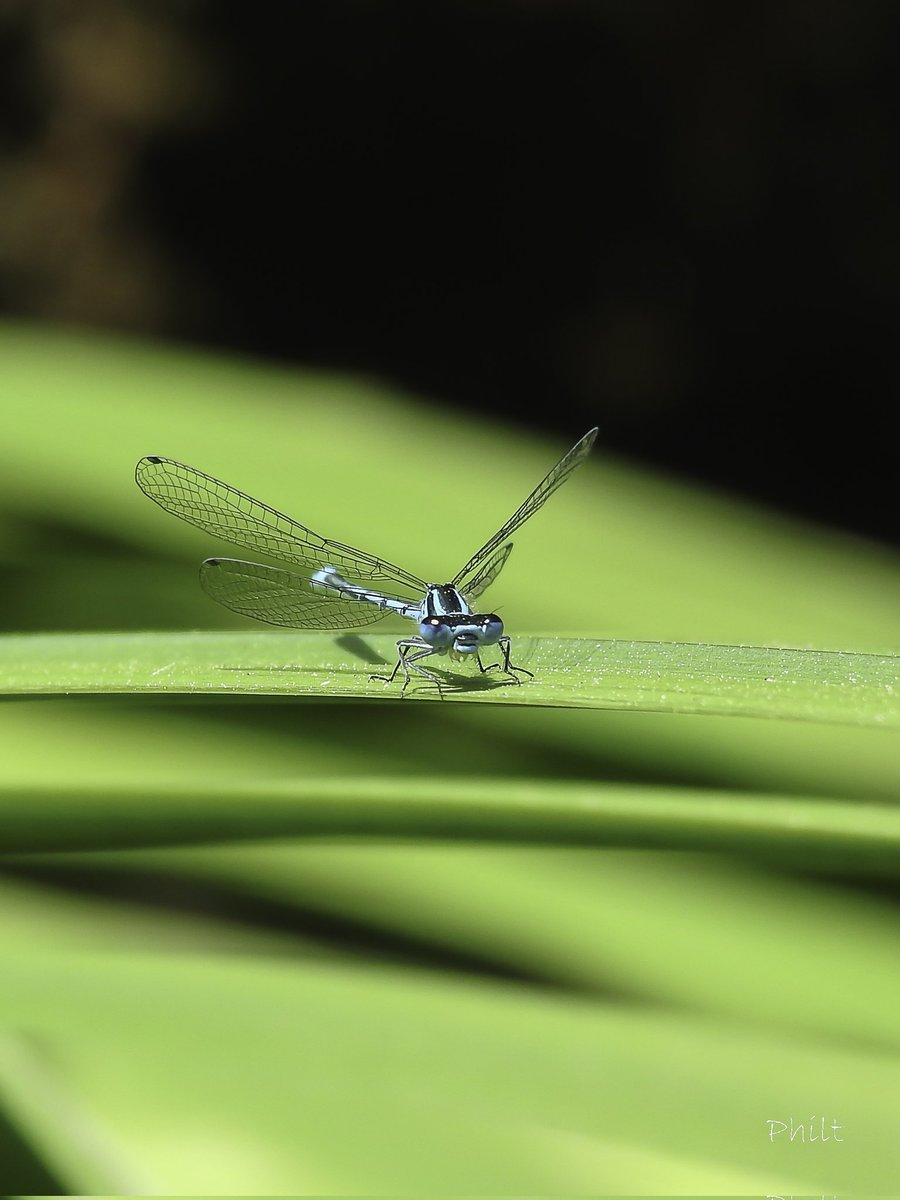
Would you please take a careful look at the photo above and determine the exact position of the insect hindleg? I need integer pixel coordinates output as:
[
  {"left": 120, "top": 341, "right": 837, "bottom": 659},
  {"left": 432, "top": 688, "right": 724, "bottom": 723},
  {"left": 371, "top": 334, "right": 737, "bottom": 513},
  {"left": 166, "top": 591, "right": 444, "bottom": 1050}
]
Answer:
[{"left": 370, "top": 638, "right": 443, "bottom": 694}]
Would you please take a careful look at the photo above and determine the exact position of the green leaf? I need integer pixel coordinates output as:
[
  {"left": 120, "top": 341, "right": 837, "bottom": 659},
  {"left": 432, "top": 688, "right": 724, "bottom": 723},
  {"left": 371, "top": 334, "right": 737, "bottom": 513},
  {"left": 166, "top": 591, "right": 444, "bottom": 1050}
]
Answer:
[
  {"left": 0, "top": 773, "right": 898, "bottom": 860},
  {"left": 0, "top": 941, "right": 895, "bottom": 1193},
  {"left": 4, "top": 324, "right": 900, "bottom": 1194},
  {"left": 14, "top": 844, "right": 900, "bottom": 1052},
  {"left": 2, "top": 630, "right": 900, "bottom": 726},
  {"left": 0, "top": 1032, "right": 152, "bottom": 1194}
]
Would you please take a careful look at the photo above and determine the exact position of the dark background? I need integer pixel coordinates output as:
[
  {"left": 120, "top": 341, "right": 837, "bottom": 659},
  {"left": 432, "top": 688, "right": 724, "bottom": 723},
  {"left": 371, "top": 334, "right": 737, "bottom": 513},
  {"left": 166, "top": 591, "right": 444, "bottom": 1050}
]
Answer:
[{"left": 2, "top": 0, "right": 898, "bottom": 543}]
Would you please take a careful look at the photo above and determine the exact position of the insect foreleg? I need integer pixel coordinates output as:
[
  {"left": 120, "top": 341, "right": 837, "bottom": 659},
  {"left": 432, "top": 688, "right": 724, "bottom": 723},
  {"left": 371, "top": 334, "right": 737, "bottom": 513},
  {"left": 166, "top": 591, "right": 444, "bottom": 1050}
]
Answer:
[{"left": 481, "top": 635, "right": 534, "bottom": 685}]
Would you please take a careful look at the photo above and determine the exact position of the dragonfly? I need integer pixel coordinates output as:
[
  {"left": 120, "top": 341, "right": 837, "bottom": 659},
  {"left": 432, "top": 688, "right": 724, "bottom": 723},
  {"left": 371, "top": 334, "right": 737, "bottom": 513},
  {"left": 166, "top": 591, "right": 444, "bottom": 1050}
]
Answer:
[{"left": 135, "top": 427, "right": 598, "bottom": 692}]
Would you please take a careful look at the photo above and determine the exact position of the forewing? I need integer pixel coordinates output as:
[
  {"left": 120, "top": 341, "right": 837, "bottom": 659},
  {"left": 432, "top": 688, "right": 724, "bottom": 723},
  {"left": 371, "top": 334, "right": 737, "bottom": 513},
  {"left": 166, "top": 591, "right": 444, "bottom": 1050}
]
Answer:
[
  {"left": 452, "top": 427, "right": 598, "bottom": 585},
  {"left": 136, "top": 456, "right": 426, "bottom": 597},
  {"left": 199, "top": 558, "right": 405, "bottom": 630},
  {"left": 458, "top": 542, "right": 513, "bottom": 603}
]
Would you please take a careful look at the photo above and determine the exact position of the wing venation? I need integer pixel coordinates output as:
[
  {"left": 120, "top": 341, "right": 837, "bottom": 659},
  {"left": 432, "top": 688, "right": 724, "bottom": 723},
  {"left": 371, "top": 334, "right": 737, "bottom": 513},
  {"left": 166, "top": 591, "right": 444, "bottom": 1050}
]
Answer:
[
  {"left": 135, "top": 456, "right": 426, "bottom": 598},
  {"left": 452, "top": 428, "right": 598, "bottom": 586},
  {"left": 199, "top": 558, "right": 411, "bottom": 630}
]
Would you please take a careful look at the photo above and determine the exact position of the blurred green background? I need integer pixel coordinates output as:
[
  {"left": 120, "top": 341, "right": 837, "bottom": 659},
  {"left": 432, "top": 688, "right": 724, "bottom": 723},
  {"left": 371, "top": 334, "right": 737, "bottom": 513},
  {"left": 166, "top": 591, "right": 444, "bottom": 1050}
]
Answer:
[
  {"left": 1, "top": 323, "right": 900, "bottom": 1193},
  {"left": 3, "top": 1, "right": 900, "bottom": 1193}
]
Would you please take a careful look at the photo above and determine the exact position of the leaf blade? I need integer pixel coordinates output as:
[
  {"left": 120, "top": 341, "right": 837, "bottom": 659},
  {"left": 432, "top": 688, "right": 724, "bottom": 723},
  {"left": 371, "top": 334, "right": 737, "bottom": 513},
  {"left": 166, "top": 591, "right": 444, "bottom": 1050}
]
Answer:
[{"left": 1, "top": 630, "right": 899, "bottom": 726}]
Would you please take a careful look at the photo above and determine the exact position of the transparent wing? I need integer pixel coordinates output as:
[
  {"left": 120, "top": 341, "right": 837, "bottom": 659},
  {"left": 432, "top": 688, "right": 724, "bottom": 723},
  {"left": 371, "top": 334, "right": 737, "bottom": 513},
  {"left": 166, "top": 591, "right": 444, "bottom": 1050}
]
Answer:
[
  {"left": 458, "top": 541, "right": 513, "bottom": 603},
  {"left": 136, "top": 455, "right": 426, "bottom": 599},
  {"left": 200, "top": 558, "right": 416, "bottom": 630},
  {"left": 452, "top": 427, "right": 598, "bottom": 586}
]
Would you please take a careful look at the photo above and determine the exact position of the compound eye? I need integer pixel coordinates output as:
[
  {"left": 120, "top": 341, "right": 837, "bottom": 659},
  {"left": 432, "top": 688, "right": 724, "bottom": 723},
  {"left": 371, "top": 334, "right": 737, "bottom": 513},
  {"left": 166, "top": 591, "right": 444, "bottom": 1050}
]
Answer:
[
  {"left": 481, "top": 615, "right": 503, "bottom": 643},
  {"left": 419, "top": 617, "right": 453, "bottom": 647}
]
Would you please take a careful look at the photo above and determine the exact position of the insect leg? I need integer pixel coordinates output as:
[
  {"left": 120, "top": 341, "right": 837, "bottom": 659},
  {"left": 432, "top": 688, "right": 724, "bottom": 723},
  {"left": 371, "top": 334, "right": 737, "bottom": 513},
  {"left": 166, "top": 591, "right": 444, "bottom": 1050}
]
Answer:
[
  {"left": 482, "top": 635, "right": 534, "bottom": 684},
  {"left": 370, "top": 639, "right": 443, "bottom": 695}
]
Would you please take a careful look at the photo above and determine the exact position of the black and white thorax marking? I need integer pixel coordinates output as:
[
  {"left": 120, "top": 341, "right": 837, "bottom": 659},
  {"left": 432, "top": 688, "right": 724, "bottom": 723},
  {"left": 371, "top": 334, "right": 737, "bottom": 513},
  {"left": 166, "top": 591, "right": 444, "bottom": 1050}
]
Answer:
[
  {"left": 418, "top": 583, "right": 504, "bottom": 662},
  {"left": 135, "top": 427, "right": 597, "bottom": 693},
  {"left": 309, "top": 568, "right": 505, "bottom": 672}
]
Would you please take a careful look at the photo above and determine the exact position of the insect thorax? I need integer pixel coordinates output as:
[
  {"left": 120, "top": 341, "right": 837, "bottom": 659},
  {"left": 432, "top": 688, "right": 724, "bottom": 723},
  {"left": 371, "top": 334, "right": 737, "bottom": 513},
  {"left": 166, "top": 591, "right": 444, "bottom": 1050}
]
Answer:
[{"left": 424, "top": 584, "right": 472, "bottom": 618}]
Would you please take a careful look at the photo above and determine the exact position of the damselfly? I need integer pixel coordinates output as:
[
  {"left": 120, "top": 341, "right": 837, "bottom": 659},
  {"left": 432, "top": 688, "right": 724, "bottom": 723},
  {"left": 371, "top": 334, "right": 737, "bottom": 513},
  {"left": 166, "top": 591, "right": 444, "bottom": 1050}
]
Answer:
[{"left": 135, "top": 427, "right": 597, "bottom": 691}]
